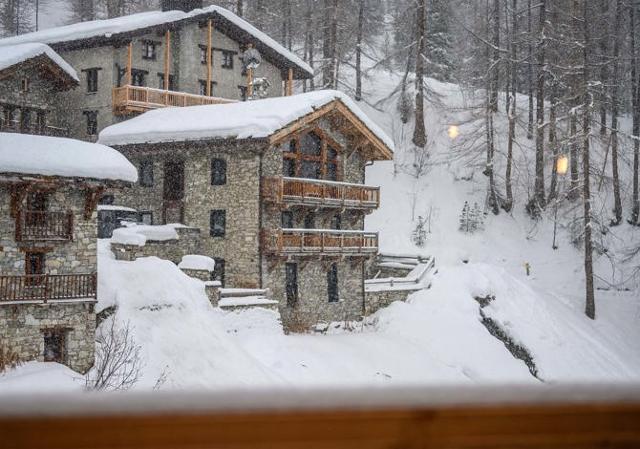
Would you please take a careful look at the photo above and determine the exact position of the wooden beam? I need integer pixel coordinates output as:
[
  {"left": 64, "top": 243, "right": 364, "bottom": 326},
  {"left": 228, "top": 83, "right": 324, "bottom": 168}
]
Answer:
[
  {"left": 84, "top": 187, "right": 104, "bottom": 220},
  {"left": 164, "top": 30, "right": 171, "bottom": 91},
  {"left": 126, "top": 41, "right": 132, "bottom": 86},
  {"left": 287, "top": 68, "right": 293, "bottom": 96},
  {"left": 206, "top": 19, "right": 213, "bottom": 96},
  {"left": 247, "top": 67, "right": 253, "bottom": 100},
  {"left": 269, "top": 102, "right": 337, "bottom": 145},
  {"left": 9, "top": 183, "right": 30, "bottom": 219}
]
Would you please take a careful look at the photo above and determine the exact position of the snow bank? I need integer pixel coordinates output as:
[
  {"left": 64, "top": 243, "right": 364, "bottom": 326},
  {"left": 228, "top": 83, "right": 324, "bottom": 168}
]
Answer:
[
  {"left": 0, "top": 133, "right": 137, "bottom": 182},
  {"left": 0, "top": 43, "right": 78, "bottom": 81},
  {"left": 0, "top": 6, "right": 312, "bottom": 77},
  {"left": 111, "top": 224, "right": 182, "bottom": 246},
  {"left": 179, "top": 255, "right": 216, "bottom": 272},
  {"left": 98, "top": 90, "right": 394, "bottom": 153},
  {"left": 0, "top": 362, "right": 83, "bottom": 394}
]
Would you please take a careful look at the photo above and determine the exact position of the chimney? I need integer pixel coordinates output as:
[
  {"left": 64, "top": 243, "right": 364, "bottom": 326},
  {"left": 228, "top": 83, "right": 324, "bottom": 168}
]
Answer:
[{"left": 161, "top": 0, "right": 203, "bottom": 12}]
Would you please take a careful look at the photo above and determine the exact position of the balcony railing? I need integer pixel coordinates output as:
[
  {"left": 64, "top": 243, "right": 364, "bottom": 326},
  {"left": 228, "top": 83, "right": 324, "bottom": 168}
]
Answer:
[
  {"left": 0, "top": 120, "right": 68, "bottom": 137},
  {"left": 262, "top": 177, "right": 380, "bottom": 210},
  {"left": 262, "top": 228, "right": 378, "bottom": 257},
  {"left": 112, "top": 85, "right": 236, "bottom": 115},
  {"left": 15, "top": 210, "right": 74, "bottom": 241},
  {"left": 0, "top": 273, "right": 97, "bottom": 302}
]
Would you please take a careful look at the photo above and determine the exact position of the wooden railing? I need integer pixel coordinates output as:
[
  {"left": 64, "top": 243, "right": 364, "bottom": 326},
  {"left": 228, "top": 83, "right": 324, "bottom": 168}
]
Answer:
[
  {"left": 112, "top": 85, "right": 236, "bottom": 114},
  {"left": 15, "top": 210, "right": 73, "bottom": 241},
  {"left": 0, "top": 120, "right": 68, "bottom": 137},
  {"left": 0, "top": 273, "right": 97, "bottom": 302},
  {"left": 1, "top": 386, "right": 640, "bottom": 449},
  {"left": 262, "top": 228, "right": 378, "bottom": 256},
  {"left": 262, "top": 177, "right": 380, "bottom": 210}
]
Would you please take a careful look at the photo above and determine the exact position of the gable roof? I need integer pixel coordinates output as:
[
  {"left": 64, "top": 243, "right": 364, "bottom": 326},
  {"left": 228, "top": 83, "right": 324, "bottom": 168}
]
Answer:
[
  {"left": 0, "top": 6, "right": 313, "bottom": 79},
  {"left": 98, "top": 90, "right": 394, "bottom": 161},
  {"left": 0, "top": 43, "right": 79, "bottom": 86},
  {"left": 0, "top": 133, "right": 138, "bottom": 183}
]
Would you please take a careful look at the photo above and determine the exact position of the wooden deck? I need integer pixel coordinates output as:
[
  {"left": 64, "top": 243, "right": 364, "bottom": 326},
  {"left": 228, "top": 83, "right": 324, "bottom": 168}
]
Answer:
[
  {"left": 0, "top": 273, "right": 97, "bottom": 302},
  {"left": 262, "top": 228, "right": 378, "bottom": 257},
  {"left": 262, "top": 177, "right": 380, "bottom": 210},
  {"left": 112, "top": 85, "right": 236, "bottom": 115}
]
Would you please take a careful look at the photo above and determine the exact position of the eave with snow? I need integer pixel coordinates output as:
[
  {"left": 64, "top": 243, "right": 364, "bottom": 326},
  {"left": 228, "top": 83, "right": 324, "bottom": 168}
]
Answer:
[{"left": 0, "top": 43, "right": 79, "bottom": 89}]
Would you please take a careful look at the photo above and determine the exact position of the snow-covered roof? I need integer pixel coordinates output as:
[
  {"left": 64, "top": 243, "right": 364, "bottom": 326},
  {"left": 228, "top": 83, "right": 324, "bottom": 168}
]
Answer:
[
  {"left": 0, "top": 133, "right": 137, "bottom": 183},
  {"left": 111, "top": 223, "right": 183, "bottom": 246},
  {"left": 98, "top": 90, "right": 395, "bottom": 159},
  {"left": 0, "top": 43, "right": 78, "bottom": 82},
  {"left": 0, "top": 6, "right": 312, "bottom": 78}
]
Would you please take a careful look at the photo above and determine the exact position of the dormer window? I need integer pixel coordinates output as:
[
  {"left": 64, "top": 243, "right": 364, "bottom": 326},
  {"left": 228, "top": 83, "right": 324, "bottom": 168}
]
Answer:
[
  {"left": 282, "top": 130, "right": 341, "bottom": 181},
  {"left": 142, "top": 41, "right": 158, "bottom": 60}
]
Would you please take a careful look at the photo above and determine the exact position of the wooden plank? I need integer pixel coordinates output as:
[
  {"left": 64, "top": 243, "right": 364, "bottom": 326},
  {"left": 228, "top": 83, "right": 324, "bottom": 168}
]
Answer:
[{"left": 287, "top": 67, "right": 293, "bottom": 96}]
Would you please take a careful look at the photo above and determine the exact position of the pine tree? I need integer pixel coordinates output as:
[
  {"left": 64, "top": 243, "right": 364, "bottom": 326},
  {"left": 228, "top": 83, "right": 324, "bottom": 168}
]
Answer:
[
  {"left": 425, "top": 0, "right": 455, "bottom": 81},
  {"left": 412, "top": 216, "right": 427, "bottom": 247}
]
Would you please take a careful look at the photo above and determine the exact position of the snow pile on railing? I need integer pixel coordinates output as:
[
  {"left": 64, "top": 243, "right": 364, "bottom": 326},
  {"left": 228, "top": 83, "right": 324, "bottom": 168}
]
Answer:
[
  {"left": 111, "top": 224, "right": 185, "bottom": 246},
  {"left": 365, "top": 254, "right": 436, "bottom": 292}
]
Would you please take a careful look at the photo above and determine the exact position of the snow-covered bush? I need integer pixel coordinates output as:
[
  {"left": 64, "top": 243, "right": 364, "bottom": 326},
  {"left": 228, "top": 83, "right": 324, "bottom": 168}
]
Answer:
[{"left": 412, "top": 216, "right": 428, "bottom": 247}]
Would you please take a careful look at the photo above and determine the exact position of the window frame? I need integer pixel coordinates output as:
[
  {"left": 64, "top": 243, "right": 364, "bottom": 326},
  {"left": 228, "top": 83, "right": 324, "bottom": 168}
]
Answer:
[
  {"left": 157, "top": 73, "right": 175, "bottom": 91},
  {"left": 84, "top": 68, "right": 100, "bottom": 93},
  {"left": 209, "top": 209, "right": 226, "bottom": 237},
  {"left": 142, "top": 40, "right": 158, "bottom": 60},
  {"left": 282, "top": 128, "right": 342, "bottom": 181},
  {"left": 327, "top": 263, "right": 339, "bottom": 303},
  {"left": 221, "top": 50, "right": 234, "bottom": 69},
  {"left": 210, "top": 158, "right": 227, "bottom": 185},
  {"left": 198, "top": 79, "right": 217, "bottom": 97},
  {"left": 139, "top": 160, "right": 154, "bottom": 187},
  {"left": 83, "top": 110, "right": 98, "bottom": 136},
  {"left": 281, "top": 211, "right": 294, "bottom": 228},
  {"left": 285, "top": 262, "right": 298, "bottom": 307},
  {"left": 212, "top": 258, "right": 225, "bottom": 286}
]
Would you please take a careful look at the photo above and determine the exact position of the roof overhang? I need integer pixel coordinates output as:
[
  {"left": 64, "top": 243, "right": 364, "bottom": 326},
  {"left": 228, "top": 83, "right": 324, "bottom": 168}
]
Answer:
[
  {"left": 0, "top": 54, "right": 78, "bottom": 90},
  {"left": 0, "top": 172, "right": 131, "bottom": 189}
]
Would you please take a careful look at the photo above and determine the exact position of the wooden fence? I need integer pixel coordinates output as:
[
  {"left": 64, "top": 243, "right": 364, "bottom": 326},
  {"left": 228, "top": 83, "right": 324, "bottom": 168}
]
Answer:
[
  {"left": 15, "top": 210, "right": 73, "bottom": 241},
  {"left": 262, "top": 229, "right": 378, "bottom": 256},
  {"left": 263, "top": 177, "right": 380, "bottom": 209},
  {"left": 112, "top": 85, "right": 235, "bottom": 114},
  {"left": 0, "top": 273, "right": 96, "bottom": 302}
]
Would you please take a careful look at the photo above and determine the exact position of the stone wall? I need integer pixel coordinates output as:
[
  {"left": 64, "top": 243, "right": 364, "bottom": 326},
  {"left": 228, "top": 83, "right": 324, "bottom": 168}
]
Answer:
[
  {"left": 265, "top": 259, "right": 365, "bottom": 330},
  {"left": 0, "top": 301, "right": 96, "bottom": 373},
  {"left": 0, "top": 185, "right": 97, "bottom": 276},
  {"left": 363, "top": 288, "right": 418, "bottom": 316},
  {"left": 111, "top": 226, "right": 201, "bottom": 264}
]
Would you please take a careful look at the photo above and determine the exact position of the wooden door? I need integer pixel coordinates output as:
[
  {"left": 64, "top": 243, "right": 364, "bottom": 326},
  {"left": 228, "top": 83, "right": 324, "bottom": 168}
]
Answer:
[{"left": 163, "top": 160, "right": 184, "bottom": 224}]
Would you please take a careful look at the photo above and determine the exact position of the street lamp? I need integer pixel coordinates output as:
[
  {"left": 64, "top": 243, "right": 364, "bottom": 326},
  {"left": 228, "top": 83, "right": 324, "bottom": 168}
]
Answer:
[
  {"left": 552, "top": 154, "right": 569, "bottom": 250},
  {"left": 448, "top": 125, "right": 459, "bottom": 140}
]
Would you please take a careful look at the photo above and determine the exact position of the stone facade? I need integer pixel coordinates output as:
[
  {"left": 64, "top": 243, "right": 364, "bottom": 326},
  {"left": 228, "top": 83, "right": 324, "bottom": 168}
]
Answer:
[
  {"left": 0, "top": 302, "right": 96, "bottom": 373},
  {"left": 111, "top": 226, "right": 201, "bottom": 264},
  {"left": 363, "top": 288, "right": 419, "bottom": 316}
]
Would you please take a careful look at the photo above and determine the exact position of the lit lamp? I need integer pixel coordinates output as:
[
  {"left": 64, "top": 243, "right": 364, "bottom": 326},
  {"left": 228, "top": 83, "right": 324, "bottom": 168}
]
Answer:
[
  {"left": 448, "top": 125, "right": 459, "bottom": 140},
  {"left": 552, "top": 154, "right": 569, "bottom": 250}
]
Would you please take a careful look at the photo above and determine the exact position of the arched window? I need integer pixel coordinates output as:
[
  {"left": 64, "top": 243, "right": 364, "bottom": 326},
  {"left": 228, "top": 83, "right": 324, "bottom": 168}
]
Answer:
[{"left": 282, "top": 130, "right": 341, "bottom": 181}]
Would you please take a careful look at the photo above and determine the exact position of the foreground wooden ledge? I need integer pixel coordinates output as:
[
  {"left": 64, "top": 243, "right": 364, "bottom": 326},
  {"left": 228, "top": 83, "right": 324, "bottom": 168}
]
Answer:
[{"left": 1, "top": 384, "right": 640, "bottom": 449}]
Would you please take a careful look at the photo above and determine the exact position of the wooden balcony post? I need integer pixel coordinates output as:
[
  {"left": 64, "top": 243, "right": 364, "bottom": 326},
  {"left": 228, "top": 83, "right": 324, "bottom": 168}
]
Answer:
[
  {"left": 287, "top": 68, "right": 293, "bottom": 96},
  {"left": 207, "top": 19, "right": 213, "bottom": 96}
]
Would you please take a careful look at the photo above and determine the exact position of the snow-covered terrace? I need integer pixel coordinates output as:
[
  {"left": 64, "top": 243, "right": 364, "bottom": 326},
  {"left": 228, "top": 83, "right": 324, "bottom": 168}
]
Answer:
[
  {"left": 0, "top": 133, "right": 137, "bottom": 183},
  {"left": 0, "top": 6, "right": 312, "bottom": 78}
]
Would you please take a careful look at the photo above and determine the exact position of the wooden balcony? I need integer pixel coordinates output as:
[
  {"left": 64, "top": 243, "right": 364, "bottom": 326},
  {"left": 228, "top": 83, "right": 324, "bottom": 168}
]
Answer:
[
  {"left": 112, "top": 85, "right": 236, "bottom": 115},
  {"left": 262, "top": 228, "right": 378, "bottom": 257},
  {"left": 15, "top": 210, "right": 74, "bottom": 242},
  {"left": 0, "top": 120, "right": 68, "bottom": 137},
  {"left": 262, "top": 177, "right": 380, "bottom": 211},
  {"left": 0, "top": 273, "right": 97, "bottom": 303}
]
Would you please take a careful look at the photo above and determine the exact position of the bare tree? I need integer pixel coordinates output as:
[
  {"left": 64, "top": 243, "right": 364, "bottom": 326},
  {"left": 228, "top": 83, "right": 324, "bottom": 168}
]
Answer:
[
  {"left": 412, "top": 0, "right": 426, "bottom": 148},
  {"left": 85, "top": 319, "right": 142, "bottom": 391},
  {"left": 609, "top": 0, "right": 623, "bottom": 225}
]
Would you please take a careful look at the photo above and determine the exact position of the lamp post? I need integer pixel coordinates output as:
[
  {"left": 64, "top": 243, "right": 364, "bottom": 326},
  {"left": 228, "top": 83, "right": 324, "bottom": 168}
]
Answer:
[{"left": 552, "top": 154, "right": 569, "bottom": 250}]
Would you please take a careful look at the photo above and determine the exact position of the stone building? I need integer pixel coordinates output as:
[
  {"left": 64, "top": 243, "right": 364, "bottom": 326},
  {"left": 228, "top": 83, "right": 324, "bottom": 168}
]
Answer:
[
  {"left": 98, "top": 90, "right": 394, "bottom": 328},
  {"left": 0, "top": 132, "right": 137, "bottom": 372},
  {"left": 0, "top": 43, "right": 79, "bottom": 137},
  {"left": 0, "top": 1, "right": 313, "bottom": 142}
]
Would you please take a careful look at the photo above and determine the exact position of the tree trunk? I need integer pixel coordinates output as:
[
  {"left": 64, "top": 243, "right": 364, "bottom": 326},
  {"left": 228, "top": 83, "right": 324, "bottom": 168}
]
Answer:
[
  {"left": 322, "top": 0, "right": 338, "bottom": 89},
  {"left": 355, "top": 0, "right": 365, "bottom": 101},
  {"left": 610, "top": 0, "right": 623, "bottom": 225},
  {"left": 503, "top": 0, "right": 517, "bottom": 212},
  {"left": 412, "top": 0, "right": 427, "bottom": 148},
  {"left": 599, "top": 0, "right": 609, "bottom": 136},
  {"left": 236, "top": 0, "right": 243, "bottom": 16},
  {"left": 531, "top": 0, "right": 547, "bottom": 212},
  {"left": 526, "top": 0, "right": 534, "bottom": 139},
  {"left": 490, "top": 0, "right": 500, "bottom": 112},
  {"left": 547, "top": 1, "right": 558, "bottom": 202},
  {"left": 632, "top": 2, "right": 640, "bottom": 224}
]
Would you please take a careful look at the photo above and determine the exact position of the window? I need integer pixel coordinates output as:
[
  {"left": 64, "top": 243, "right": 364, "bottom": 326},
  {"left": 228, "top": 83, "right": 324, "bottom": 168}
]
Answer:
[
  {"left": 282, "top": 131, "right": 341, "bottom": 181},
  {"left": 211, "top": 158, "right": 227, "bottom": 185},
  {"left": 199, "top": 45, "right": 214, "bottom": 65},
  {"left": 281, "top": 211, "right": 294, "bottom": 228},
  {"left": 158, "top": 73, "right": 175, "bottom": 90},
  {"left": 331, "top": 214, "right": 342, "bottom": 230},
  {"left": 36, "top": 111, "right": 46, "bottom": 129},
  {"left": 20, "top": 109, "right": 31, "bottom": 130},
  {"left": 212, "top": 258, "right": 225, "bottom": 286},
  {"left": 131, "top": 69, "right": 147, "bottom": 87},
  {"left": 85, "top": 68, "right": 99, "bottom": 93},
  {"left": 140, "top": 211, "right": 153, "bottom": 225},
  {"left": 285, "top": 262, "right": 298, "bottom": 307},
  {"left": 25, "top": 251, "right": 45, "bottom": 286},
  {"left": 99, "top": 194, "right": 115, "bottom": 205},
  {"left": 139, "top": 160, "right": 154, "bottom": 187},
  {"left": 84, "top": 111, "right": 98, "bottom": 136},
  {"left": 210, "top": 210, "right": 226, "bottom": 237},
  {"left": 221, "top": 50, "right": 234, "bottom": 69},
  {"left": 142, "top": 41, "right": 158, "bottom": 60},
  {"left": 20, "top": 78, "right": 29, "bottom": 92},
  {"left": 43, "top": 329, "right": 66, "bottom": 363},
  {"left": 327, "top": 263, "right": 339, "bottom": 303},
  {"left": 304, "top": 213, "right": 315, "bottom": 229},
  {"left": 199, "top": 80, "right": 217, "bottom": 97}
]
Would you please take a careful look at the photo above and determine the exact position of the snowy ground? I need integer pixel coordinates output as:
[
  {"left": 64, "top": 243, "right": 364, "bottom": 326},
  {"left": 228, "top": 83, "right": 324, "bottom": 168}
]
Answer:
[{"left": 2, "top": 64, "right": 639, "bottom": 393}]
